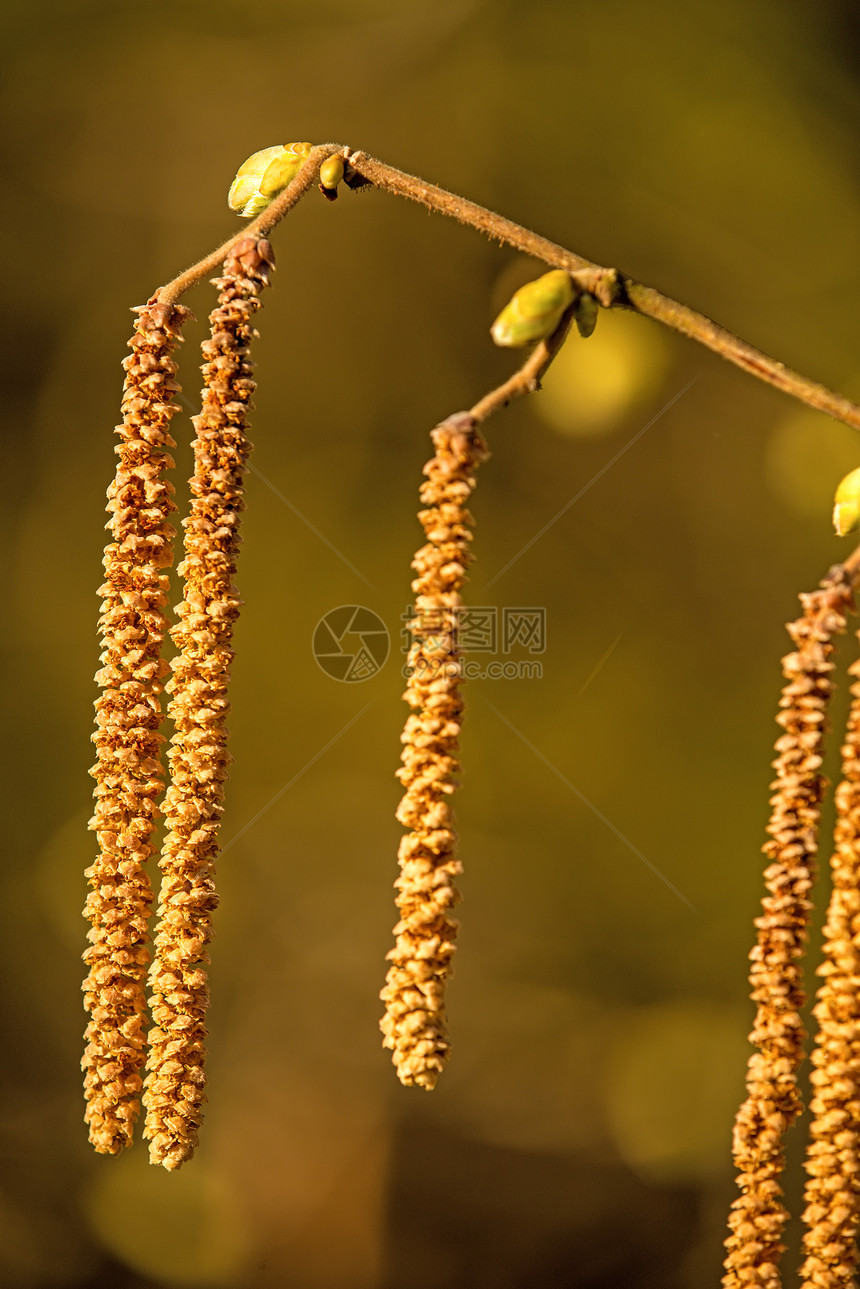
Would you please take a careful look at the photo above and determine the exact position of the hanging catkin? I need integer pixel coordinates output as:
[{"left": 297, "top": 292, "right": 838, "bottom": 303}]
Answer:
[
  {"left": 83, "top": 298, "right": 190, "bottom": 1153},
  {"left": 800, "top": 633, "right": 860, "bottom": 1289},
  {"left": 380, "top": 411, "right": 489, "bottom": 1089},
  {"left": 143, "top": 236, "right": 274, "bottom": 1168},
  {"left": 724, "top": 566, "right": 854, "bottom": 1289}
]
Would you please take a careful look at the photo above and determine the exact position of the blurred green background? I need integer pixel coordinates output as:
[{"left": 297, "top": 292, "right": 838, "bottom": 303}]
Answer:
[{"left": 3, "top": 0, "right": 860, "bottom": 1285}]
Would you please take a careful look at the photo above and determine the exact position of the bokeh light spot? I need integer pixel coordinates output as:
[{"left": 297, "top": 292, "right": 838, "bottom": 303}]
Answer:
[
  {"left": 765, "top": 401, "right": 860, "bottom": 520},
  {"left": 536, "top": 308, "right": 671, "bottom": 437},
  {"left": 605, "top": 999, "right": 748, "bottom": 1183},
  {"left": 85, "top": 1154, "right": 250, "bottom": 1287}
]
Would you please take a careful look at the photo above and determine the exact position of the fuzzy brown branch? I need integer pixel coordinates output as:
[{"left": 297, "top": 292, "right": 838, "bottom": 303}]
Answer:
[
  {"left": 154, "top": 144, "right": 860, "bottom": 433},
  {"left": 155, "top": 144, "right": 338, "bottom": 307},
  {"left": 345, "top": 152, "right": 860, "bottom": 430},
  {"left": 345, "top": 152, "right": 619, "bottom": 306},
  {"left": 469, "top": 304, "right": 577, "bottom": 423}
]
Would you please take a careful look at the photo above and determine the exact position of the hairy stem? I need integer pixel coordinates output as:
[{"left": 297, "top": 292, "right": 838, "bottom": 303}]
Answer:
[
  {"left": 156, "top": 144, "right": 340, "bottom": 306},
  {"left": 469, "top": 305, "right": 576, "bottom": 422},
  {"left": 155, "top": 143, "right": 860, "bottom": 432},
  {"left": 624, "top": 282, "right": 860, "bottom": 427}
]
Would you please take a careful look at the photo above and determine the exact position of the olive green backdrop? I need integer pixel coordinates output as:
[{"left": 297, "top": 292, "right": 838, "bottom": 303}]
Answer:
[{"left": 3, "top": 1, "right": 860, "bottom": 1285}]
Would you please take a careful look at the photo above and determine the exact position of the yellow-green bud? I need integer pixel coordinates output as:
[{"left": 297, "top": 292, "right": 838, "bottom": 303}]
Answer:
[
  {"left": 833, "top": 467, "right": 860, "bottom": 536},
  {"left": 574, "top": 292, "right": 599, "bottom": 338},
  {"left": 491, "top": 270, "right": 576, "bottom": 347},
  {"left": 228, "top": 142, "right": 313, "bottom": 217},
  {"left": 319, "top": 155, "right": 345, "bottom": 191}
]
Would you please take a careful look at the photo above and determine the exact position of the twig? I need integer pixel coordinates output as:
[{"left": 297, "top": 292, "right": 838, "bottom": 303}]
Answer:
[
  {"left": 469, "top": 305, "right": 576, "bottom": 422},
  {"left": 154, "top": 143, "right": 860, "bottom": 432},
  {"left": 624, "top": 282, "right": 860, "bottom": 427},
  {"left": 347, "top": 153, "right": 619, "bottom": 304},
  {"left": 155, "top": 144, "right": 340, "bottom": 306}
]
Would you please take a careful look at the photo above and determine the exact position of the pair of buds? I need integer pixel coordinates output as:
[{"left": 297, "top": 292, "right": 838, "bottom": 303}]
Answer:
[
  {"left": 490, "top": 270, "right": 598, "bottom": 348},
  {"left": 491, "top": 271, "right": 860, "bottom": 532},
  {"left": 227, "top": 143, "right": 350, "bottom": 216}
]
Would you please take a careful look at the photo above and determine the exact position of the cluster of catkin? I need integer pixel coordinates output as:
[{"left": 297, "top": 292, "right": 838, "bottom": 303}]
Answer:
[
  {"left": 86, "top": 225, "right": 860, "bottom": 1289},
  {"left": 85, "top": 237, "right": 493, "bottom": 1165},
  {"left": 380, "top": 412, "right": 489, "bottom": 1088},
  {"left": 84, "top": 236, "right": 273, "bottom": 1167},
  {"left": 724, "top": 561, "right": 860, "bottom": 1288}
]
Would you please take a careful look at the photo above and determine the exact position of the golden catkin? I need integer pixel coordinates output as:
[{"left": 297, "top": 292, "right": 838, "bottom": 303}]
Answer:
[
  {"left": 380, "top": 412, "right": 489, "bottom": 1089},
  {"left": 83, "top": 298, "right": 191, "bottom": 1153},
  {"left": 724, "top": 567, "right": 855, "bottom": 1289},
  {"left": 143, "top": 237, "right": 274, "bottom": 1169},
  {"left": 800, "top": 639, "right": 860, "bottom": 1289}
]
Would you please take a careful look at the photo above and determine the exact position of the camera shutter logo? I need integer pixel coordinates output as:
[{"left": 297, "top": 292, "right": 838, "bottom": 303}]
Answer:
[{"left": 312, "top": 606, "right": 390, "bottom": 682}]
